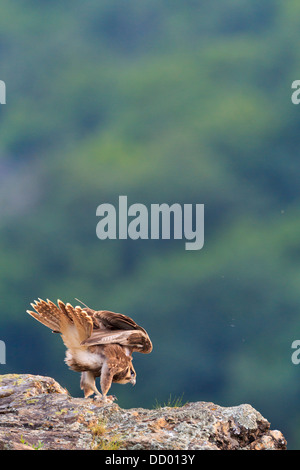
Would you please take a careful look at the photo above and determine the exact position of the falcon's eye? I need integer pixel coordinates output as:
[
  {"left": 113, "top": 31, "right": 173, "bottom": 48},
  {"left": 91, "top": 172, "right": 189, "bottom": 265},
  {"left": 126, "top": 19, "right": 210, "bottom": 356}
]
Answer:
[{"left": 131, "top": 370, "right": 135, "bottom": 377}]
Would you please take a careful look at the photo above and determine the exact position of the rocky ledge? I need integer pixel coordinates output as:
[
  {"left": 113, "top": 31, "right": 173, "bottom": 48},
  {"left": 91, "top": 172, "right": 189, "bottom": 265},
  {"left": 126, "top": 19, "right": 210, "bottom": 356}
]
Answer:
[{"left": 0, "top": 374, "right": 286, "bottom": 450}]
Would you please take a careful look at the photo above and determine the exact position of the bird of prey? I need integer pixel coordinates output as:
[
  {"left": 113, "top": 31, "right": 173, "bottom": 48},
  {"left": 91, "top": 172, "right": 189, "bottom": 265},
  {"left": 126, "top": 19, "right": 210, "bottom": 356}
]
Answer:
[{"left": 27, "top": 299, "right": 152, "bottom": 401}]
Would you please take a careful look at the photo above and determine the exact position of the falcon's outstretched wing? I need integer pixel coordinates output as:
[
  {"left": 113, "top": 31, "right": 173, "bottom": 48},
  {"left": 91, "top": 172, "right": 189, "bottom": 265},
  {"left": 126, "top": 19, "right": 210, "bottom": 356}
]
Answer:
[{"left": 27, "top": 299, "right": 152, "bottom": 354}]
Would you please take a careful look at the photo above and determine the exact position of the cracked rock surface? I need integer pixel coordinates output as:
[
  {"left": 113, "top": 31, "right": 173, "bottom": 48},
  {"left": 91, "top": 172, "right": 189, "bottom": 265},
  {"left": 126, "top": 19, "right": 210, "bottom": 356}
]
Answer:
[{"left": 0, "top": 374, "right": 287, "bottom": 450}]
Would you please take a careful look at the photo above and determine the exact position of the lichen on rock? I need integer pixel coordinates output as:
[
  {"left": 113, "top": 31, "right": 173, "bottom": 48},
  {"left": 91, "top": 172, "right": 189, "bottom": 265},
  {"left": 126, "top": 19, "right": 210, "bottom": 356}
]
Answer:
[{"left": 0, "top": 373, "right": 287, "bottom": 450}]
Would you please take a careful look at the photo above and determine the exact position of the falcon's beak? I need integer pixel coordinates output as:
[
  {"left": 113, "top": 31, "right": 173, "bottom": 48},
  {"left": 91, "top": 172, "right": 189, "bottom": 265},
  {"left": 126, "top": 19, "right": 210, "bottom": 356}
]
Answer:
[{"left": 130, "top": 377, "right": 136, "bottom": 386}]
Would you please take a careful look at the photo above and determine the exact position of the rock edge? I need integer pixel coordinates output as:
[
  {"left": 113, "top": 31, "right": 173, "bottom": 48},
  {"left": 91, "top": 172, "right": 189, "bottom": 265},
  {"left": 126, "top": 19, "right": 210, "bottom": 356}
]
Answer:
[{"left": 0, "top": 374, "right": 287, "bottom": 450}]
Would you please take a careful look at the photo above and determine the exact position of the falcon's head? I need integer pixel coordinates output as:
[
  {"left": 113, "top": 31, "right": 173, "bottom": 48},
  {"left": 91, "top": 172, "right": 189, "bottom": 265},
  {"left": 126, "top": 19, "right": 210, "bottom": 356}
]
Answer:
[{"left": 113, "top": 364, "right": 136, "bottom": 386}]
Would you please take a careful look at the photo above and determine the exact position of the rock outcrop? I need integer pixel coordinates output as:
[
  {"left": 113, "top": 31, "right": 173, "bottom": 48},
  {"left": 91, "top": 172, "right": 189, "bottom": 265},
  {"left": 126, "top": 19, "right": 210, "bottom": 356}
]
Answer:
[{"left": 0, "top": 374, "right": 286, "bottom": 450}]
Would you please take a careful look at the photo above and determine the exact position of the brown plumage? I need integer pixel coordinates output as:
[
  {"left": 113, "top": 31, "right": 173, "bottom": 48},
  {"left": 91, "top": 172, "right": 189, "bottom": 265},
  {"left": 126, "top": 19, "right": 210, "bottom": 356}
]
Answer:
[{"left": 27, "top": 298, "right": 152, "bottom": 401}]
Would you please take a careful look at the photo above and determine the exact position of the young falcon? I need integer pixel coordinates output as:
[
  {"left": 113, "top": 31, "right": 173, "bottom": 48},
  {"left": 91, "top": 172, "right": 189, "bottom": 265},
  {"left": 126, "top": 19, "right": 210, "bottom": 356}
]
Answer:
[{"left": 27, "top": 299, "right": 152, "bottom": 401}]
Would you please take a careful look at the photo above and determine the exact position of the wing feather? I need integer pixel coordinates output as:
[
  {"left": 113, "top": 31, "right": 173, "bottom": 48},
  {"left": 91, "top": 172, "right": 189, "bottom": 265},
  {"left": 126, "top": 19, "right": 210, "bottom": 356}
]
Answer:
[
  {"left": 27, "top": 299, "right": 152, "bottom": 353},
  {"left": 27, "top": 299, "right": 61, "bottom": 332},
  {"left": 90, "top": 309, "right": 149, "bottom": 334},
  {"left": 81, "top": 328, "right": 153, "bottom": 353},
  {"left": 65, "top": 303, "right": 93, "bottom": 343},
  {"left": 26, "top": 299, "right": 92, "bottom": 343}
]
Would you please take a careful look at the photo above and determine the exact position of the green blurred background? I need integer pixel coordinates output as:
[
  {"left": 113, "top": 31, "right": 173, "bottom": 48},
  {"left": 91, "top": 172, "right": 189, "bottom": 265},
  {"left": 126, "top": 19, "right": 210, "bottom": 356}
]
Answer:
[{"left": 1, "top": 0, "right": 300, "bottom": 449}]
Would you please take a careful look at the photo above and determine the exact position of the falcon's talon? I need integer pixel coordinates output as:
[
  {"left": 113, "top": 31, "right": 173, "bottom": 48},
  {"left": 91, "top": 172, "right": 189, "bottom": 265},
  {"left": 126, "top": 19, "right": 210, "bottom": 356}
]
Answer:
[
  {"left": 93, "top": 395, "right": 103, "bottom": 402},
  {"left": 105, "top": 395, "right": 117, "bottom": 402}
]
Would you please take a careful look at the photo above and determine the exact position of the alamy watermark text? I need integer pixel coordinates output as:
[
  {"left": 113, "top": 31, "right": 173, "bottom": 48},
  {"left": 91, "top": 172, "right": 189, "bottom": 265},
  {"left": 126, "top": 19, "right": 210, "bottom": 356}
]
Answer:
[
  {"left": 291, "top": 340, "right": 300, "bottom": 364},
  {"left": 0, "top": 80, "right": 6, "bottom": 105},
  {"left": 0, "top": 340, "right": 6, "bottom": 364},
  {"left": 96, "top": 196, "right": 204, "bottom": 250}
]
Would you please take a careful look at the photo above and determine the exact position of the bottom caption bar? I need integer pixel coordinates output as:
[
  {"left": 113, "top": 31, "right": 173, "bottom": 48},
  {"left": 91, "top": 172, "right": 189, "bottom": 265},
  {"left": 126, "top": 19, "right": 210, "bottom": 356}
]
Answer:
[{"left": 98, "top": 451, "right": 198, "bottom": 466}]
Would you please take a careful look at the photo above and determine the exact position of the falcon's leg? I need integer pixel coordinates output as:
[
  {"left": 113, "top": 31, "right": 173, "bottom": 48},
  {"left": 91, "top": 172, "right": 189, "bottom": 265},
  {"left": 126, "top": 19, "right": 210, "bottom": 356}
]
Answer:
[
  {"left": 80, "top": 371, "right": 102, "bottom": 398},
  {"left": 100, "top": 362, "right": 115, "bottom": 402}
]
